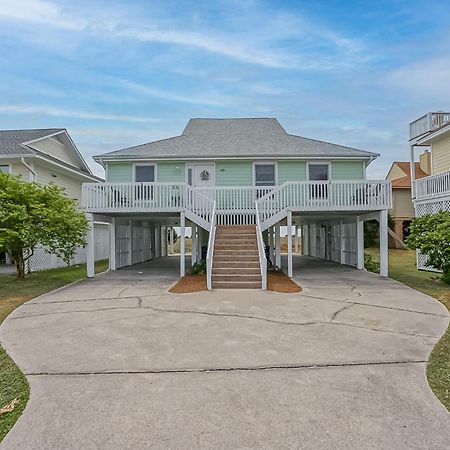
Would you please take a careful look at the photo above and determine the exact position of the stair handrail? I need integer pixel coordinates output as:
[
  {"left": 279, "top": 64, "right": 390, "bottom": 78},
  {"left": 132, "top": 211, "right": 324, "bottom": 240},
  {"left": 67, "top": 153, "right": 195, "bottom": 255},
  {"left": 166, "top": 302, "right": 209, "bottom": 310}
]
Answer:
[
  {"left": 255, "top": 202, "right": 267, "bottom": 290},
  {"left": 206, "top": 201, "right": 217, "bottom": 290},
  {"left": 185, "top": 184, "right": 216, "bottom": 228}
]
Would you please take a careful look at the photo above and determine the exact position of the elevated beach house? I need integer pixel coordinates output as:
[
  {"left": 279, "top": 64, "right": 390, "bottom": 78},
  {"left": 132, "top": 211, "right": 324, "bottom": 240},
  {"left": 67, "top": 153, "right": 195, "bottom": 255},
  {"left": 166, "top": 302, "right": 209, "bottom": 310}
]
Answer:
[
  {"left": 409, "top": 112, "right": 450, "bottom": 270},
  {"left": 83, "top": 118, "right": 391, "bottom": 289}
]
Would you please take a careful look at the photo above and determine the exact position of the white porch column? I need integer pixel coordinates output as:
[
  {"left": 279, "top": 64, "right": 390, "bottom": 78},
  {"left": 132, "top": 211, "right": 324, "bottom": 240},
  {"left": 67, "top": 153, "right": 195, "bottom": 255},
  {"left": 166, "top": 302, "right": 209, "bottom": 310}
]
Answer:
[
  {"left": 191, "top": 225, "right": 197, "bottom": 265},
  {"left": 287, "top": 210, "right": 293, "bottom": 277},
  {"left": 109, "top": 217, "right": 116, "bottom": 271},
  {"left": 356, "top": 216, "right": 364, "bottom": 270},
  {"left": 294, "top": 226, "right": 299, "bottom": 253},
  {"left": 339, "top": 220, "right": 345, "bottom": 265},
  {"left": 197, "top": 226, "right": 203, "bottom": 261},
  {"left": 180, "top": 212, "right": 186, "bottom": 277},
  {"left": 379, "top": 210, "right": 389, "bottom": 277},
  {"left": 410, "top": 145, "right": 416, "bottom": 198},
  {"left": 161, "top": 226, "right": 167, "bottom": 257},
  {"left": 275, "top": 222, "right": 281, "bottom": 268},
  {"left": 127, "top": 220, "right": 132, "bottom": 266},
  {"left": 269, "top": 226, "right": 275, "bottom": 264},
  {"left": 170, "top": 227, "right": 174, "bottom": 254},
  {"left": 86, "top": 213, "right": 95, "bottom": 278}
]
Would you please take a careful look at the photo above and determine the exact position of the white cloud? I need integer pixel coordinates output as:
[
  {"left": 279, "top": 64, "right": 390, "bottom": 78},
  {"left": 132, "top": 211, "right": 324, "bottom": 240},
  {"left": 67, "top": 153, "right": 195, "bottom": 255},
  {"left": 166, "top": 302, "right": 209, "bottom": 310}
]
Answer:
[{"left": 0, "top": 104, "right": 157, "bottom": 123}]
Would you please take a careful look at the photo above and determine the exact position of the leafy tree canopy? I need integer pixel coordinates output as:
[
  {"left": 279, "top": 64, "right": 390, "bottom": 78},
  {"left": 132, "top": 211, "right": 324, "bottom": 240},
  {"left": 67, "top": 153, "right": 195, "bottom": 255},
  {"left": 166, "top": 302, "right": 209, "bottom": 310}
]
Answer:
[
  {"left": 0, "top": 173, "right": 89, "bottom": 279},
  {"left": 406, "top": 211, "right": 450, "bottom": 284}
]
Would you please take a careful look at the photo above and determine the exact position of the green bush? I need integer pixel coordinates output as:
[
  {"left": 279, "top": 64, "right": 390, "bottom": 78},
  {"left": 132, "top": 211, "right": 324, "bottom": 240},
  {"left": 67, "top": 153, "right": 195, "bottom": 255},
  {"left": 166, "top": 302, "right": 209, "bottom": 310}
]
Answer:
[
  {"left": 364, "top": 254, "right": 380, "bottom": 273},
  {"left": 406, "top": 211, "right": 450, "bottom": 285},
  {"left": 190, "top": 259, "right": 206, "bottom": 275}
]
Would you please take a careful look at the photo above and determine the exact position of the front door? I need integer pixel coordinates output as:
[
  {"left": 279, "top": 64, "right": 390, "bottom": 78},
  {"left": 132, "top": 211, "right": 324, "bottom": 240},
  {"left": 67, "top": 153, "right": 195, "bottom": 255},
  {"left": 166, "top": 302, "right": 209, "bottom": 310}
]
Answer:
[{"left": 188, "top": 164, "right": 214, "bottom": 197}]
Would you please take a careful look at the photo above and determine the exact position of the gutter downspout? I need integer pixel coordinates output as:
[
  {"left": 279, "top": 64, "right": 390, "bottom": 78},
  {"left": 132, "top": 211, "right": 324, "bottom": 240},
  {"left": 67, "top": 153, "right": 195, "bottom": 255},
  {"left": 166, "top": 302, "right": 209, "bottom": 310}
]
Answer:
[{"left": 21, "top": 157, "right": 36, "bottom": 182}]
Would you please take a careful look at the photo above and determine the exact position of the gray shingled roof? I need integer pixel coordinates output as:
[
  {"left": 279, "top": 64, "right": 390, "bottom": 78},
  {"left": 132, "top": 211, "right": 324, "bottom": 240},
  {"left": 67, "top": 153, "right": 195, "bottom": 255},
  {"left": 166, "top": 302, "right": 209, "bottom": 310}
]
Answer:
[
  {"left": 95, "top": 118, "right": 378, "bottom": 160},
  {"left": 0, "top": 129, "right": 65, "bottom": 155}
]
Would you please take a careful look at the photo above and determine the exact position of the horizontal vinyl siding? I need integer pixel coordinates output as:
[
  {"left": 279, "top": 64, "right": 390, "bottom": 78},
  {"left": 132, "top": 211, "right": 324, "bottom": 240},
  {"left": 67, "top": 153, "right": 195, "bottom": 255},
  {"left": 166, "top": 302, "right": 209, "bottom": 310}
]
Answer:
[
  {"left": 106, "top": 163, "right": 133, "bottom": 182},
  {"left": 278, "top": 161, "right": 306, "bottom": 183},
  {"left": 29, "top": 137, "right": 80, "bottom": 169},
  {"left": 215, "top": 161, "right": 253, "bottom": 186},
  {"left": 157, "top": 162, "right": 185, "bottom": 182},
  {"left": 1, "top": 158, "right": 30, "bottom": 179},
  {"left": 432, "top": 136, "right": 450, "bottom": 174},
  {"left": 330, "top": 161, "right": 364, "bottom": 180},
  {"left": 34, "top": 164, "right": 82, "bottom": 201}
]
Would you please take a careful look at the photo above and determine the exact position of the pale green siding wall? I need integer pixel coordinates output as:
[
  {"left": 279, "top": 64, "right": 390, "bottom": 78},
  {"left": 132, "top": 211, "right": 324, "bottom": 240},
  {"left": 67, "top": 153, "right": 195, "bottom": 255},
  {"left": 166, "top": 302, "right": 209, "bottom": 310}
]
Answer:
[
  {"left": 330, "top": 161, "right": 364, "bottom": 180},
  {"left": 106, "top": 163, "right": 133, "bottom": 182},
  {"left": 278, "top": 161, "right": 306, "bottom": 183},
  {"left": 215, "top": 161, "right": 253, "bottom": 186},
  {"left": 157, "top": 162, "right": 186, "bottom": 182}
]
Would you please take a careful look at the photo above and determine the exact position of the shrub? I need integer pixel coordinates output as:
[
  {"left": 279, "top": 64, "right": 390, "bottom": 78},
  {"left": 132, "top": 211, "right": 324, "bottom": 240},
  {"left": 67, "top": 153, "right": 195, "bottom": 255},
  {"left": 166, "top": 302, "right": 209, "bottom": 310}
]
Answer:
[
  {"left": 364, "top": 254, "right": 380, "bottom": 273},
  {"left": 190, "top": 259, "right": 206, "bottom": 275}
]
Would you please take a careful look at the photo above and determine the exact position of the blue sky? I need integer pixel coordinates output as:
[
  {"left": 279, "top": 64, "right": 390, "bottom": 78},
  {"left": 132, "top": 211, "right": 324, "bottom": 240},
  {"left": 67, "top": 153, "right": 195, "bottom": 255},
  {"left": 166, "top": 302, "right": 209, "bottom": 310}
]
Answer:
[{"left": 1, "top": 0, "right": 449, "bottom": 178}]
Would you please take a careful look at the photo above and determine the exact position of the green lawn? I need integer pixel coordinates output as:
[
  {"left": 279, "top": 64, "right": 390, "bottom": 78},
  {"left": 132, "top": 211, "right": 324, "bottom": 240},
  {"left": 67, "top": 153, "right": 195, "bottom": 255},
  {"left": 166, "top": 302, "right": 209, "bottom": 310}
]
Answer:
[
  {"left": 366, "top": 248, "right": 450, "bottom": 410},
  {"left": 0, "top": 260, "right": 109, "bottom": 442}
]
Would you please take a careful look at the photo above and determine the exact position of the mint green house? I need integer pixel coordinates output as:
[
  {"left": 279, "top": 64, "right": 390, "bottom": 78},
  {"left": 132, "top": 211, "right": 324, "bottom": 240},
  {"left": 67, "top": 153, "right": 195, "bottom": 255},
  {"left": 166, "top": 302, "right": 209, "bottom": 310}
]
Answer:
[{"left": 83, "top": 118, "right": 391, "bottom": 288}]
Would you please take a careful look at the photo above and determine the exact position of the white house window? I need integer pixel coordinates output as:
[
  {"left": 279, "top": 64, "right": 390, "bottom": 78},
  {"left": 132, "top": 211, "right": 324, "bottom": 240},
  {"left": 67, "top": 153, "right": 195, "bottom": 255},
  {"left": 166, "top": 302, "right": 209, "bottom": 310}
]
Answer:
[
  {"left": 255, "top": 163, "right": 276, "bottom": 186},
  {"left": 187, "top": 167, "right": 193, "bottom": 186},
  {"left": 308, "top": 164, "right": 329, "bottom": 181},
  {"left": 135, "top": 165, "right": 155, "bottom": 182},
  {"left": 134, "top": 165, "right": 155, "bottom": 200},
  {"left": 308, "top": 164, "right": 329, "bottom": 199},
  {"left": 0, "top": 165, "right": 11, "bottom": 173}
]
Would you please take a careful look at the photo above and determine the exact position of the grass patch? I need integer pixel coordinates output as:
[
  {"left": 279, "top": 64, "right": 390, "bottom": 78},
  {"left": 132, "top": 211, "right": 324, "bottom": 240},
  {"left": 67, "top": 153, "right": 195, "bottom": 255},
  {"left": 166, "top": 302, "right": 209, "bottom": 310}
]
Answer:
[
  {"left": 0, "top": 260, "right": 108, "bottom": 442},
  {"left": 366, "top": 248, "right": 450, "bottom": 409}
]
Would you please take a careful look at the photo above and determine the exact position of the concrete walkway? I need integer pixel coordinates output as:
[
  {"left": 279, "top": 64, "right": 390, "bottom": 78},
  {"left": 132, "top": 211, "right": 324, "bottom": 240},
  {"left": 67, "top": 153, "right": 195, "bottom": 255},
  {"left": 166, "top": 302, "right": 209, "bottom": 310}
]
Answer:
[{"left": 1, "top": 256, "right": 449, "bottom": 449}]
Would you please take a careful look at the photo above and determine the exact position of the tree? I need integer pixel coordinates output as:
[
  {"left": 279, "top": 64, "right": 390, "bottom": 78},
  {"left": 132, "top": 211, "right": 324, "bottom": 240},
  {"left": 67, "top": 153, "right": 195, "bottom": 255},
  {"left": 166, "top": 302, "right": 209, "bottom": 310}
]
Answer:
[
  {"left": 0, "top": 173, "right": 89, "bottom": 279},
  {"left": 406, "top": 211, "right": 450, "bottom": 284}
]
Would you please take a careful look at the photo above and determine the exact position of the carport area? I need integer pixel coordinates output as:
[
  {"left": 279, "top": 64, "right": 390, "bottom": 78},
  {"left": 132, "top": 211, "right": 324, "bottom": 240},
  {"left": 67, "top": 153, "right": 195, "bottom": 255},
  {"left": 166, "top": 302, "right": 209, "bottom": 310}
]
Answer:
[{"left": 1, "top": 256, "right": 449, "bottom": 449}]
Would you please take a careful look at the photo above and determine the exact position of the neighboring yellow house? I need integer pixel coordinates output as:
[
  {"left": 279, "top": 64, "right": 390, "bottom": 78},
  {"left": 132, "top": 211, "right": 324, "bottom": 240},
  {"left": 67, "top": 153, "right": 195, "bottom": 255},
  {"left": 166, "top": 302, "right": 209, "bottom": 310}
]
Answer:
[
  {"left": 385, "top": 159, "right": 429, "bottom": 246},
  {"left": 409, "top": 111, "right": 450, "bottom": 269}
]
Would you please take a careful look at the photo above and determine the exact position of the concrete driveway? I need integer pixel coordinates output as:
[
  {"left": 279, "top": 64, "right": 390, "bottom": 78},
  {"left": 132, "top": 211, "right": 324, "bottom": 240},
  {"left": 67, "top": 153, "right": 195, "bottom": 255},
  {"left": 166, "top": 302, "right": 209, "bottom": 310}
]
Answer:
[{"left": 1, "top": 255, "right": 449, "bottom": 449}]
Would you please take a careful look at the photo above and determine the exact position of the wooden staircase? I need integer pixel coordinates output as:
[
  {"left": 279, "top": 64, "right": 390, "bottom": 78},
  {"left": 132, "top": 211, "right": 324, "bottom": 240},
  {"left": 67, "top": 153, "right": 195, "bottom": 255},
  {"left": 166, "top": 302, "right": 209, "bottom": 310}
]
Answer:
[{"left": 212, "top": 225, "right": 262, "bottom": 289}]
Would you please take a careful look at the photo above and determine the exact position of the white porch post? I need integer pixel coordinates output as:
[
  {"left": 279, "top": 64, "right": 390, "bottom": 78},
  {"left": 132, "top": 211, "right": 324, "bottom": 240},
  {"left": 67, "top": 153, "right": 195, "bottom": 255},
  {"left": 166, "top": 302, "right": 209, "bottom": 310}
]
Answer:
[
  {"left": 379, "top": 210, "right": 389, "bottom": 277},
  {"left": 197, "top": 226, "right": 203, "bottom": 261},
  {"left": 109, "top": 217, "right": 116, "bottom": 271},
  {"left": 275, "top": 222, "right": 281, "bottom": 268},
  {"left": 86, "top": 213, "right": 95, "bottom": 278},
  {"left": 410, "top": 145, "right": 416, "bottom": 198},
  {"left": 340, "top": 219, "right": 345, "bottom": 265},
  {"left": 180, "top": 212, "right": 186, "bottom": 277},
  {"left": 294, "top": 226, "right": 299, "bottom": 253},
  {"left": 170, "top": 227, "right": 174, "bottom": 254},
  {"left": 287, "top": 210, "right": 293, "bottom": 277},
  {"left": 127, "top": 220, "right": 132, "bottom": 266},
  {"left": 191, "top": 225, "right": 197, "bottom": 265},
  {"left": 356, "top": 216, "right": 364, "bottom": 270},
  {"left": 269, "top": 226, "right": 274, "bottom": 263}
]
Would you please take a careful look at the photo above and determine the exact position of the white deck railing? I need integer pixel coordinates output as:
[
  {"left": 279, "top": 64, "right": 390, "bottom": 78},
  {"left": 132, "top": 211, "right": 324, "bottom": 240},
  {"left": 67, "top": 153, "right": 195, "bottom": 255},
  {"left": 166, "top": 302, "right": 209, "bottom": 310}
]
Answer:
[
  {"left": 410, "top": 112, "right": 450, "bottom": 140},
  {"left": 206, "top": 203, "right": 217, "bottom": 290},
  {"left": 82, "top": 180, "right": 391, "bottom": 220},
  {"left": 414, "top": 171, "right": 450, "bottom": 200}
]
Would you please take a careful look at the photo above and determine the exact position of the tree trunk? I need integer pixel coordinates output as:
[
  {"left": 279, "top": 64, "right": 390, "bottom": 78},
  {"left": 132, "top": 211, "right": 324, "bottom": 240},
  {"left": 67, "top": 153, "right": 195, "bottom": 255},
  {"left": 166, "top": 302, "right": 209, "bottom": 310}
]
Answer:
[{"left": 13, "top": 251, "right": 25, "bottom": 280}]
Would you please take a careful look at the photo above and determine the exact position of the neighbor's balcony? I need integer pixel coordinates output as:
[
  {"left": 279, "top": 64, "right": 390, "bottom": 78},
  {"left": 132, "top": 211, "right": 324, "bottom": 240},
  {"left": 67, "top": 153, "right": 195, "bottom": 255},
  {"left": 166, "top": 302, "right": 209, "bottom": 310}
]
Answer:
[
  {"left": 82, "top": 180, "right": 391, "bottom": 215},
  {"left": 414, "top": 170, "right": 450, "bottom": 201},
  {"left": 410, "top": 112, "right": 450, "bottom": 140}
]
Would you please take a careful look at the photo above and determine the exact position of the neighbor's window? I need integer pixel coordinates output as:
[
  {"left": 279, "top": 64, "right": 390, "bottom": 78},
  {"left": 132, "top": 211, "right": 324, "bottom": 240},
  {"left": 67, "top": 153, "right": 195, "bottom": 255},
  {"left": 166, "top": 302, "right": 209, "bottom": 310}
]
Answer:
[
  {"left": 0, "top": 165, "right": 10, "bottom": 173},
  {"left": 255, "top": 163, "right": 276, "bottom": 186},
  {"left": 308, "top": 164, "right": 329, "bottom": 181},
  {"left": 135, "top": 165, "right": 155, "bottom": 182}
]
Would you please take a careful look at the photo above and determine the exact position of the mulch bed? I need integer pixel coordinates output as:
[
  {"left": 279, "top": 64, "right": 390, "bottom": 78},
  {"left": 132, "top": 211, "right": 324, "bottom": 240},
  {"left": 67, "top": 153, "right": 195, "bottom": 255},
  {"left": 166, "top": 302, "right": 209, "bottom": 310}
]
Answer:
[
  {"left": 169, "top": 274, "right": 207, "bottom": 293},
  {"left": 267, "top": 271, "right": 302, "bottom": 293},
  {"left": 169, "top": 272, "right": 301, "bottom": 293}
]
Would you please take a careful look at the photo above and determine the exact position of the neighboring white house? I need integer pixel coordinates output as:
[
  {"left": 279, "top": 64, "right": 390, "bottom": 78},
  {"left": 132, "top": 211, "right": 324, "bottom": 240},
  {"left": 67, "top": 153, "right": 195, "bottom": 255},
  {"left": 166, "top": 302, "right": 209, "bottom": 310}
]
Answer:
[
  {"left": 82, "top": 118, "right": 392, "bottom": 289},
  {"left": 409, "top": 112, "right": 450, "bottom": 270},
  {"left": 0, "top": 128, "right": 109, "bottom": 271}
]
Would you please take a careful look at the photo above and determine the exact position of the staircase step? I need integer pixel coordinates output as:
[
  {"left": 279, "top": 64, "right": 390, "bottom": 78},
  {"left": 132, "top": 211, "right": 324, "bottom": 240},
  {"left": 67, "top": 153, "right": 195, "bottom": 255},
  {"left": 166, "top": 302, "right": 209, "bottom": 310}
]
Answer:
[
  {"left": 215, "top": 234, "right": 257, "bottom": 240},
  {"left": 214, "top": 257, "right": 260, "bottom": 264},
  {"left": 213, "top": 261, "right": 260, "bottom": 268},
  {"left": 212, "top": 274, "right": 262, "bottom": 283},
  {"left": 215, "top": 244, "right": 257, "bottom": 251},
  {"left": 213, "top": 268, "right": 261, "bottom": 275},
  {"left": 213, "top": 281, "right": 262, "bottom": 289}
]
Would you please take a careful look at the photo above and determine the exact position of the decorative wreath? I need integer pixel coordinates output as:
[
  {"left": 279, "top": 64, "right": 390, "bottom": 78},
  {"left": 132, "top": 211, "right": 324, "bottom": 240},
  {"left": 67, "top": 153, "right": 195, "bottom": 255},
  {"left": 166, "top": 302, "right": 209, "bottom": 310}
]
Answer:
[{"left": 200, "top": 170, "right": 210, "bottom": 181}]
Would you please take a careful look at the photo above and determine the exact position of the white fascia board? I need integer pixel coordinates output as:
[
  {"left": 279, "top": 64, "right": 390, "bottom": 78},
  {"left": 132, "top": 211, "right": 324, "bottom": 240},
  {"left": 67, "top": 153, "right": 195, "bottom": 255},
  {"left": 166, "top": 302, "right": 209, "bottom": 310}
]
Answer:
[
  {"left": 33, "top": 154, "right": 103, "bottom": 182},
  {"left": 416, "top": 124, "right": 450, "bottom": 145}
]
